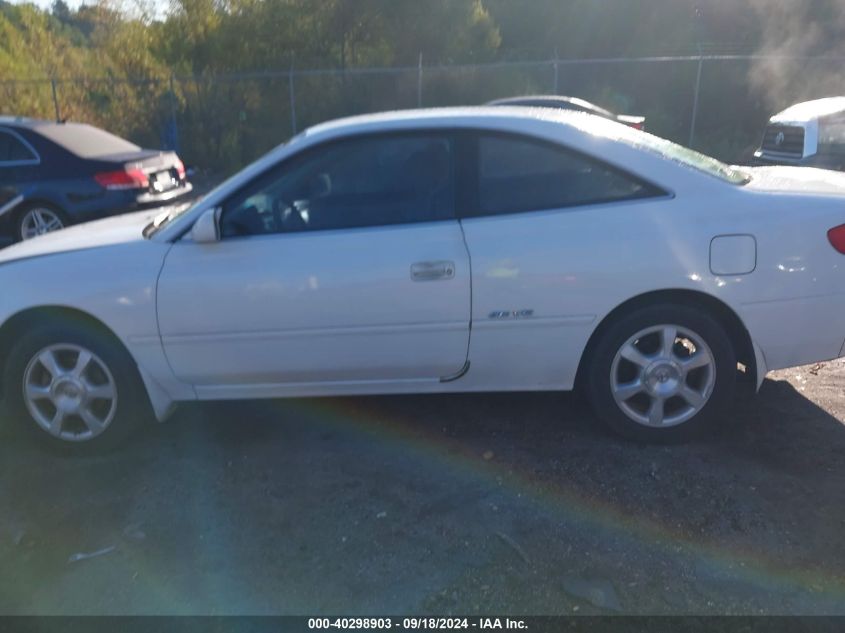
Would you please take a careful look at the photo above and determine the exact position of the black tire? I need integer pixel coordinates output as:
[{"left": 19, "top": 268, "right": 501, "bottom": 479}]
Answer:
[
  {"left": 14, "top": 203, "right": 69, "bottom": 242},
  {"left": 586, "top": 304, "right": 736, "bottom": 443},
  {"left": 3, "top": 319, "right": 148, "bottom": 453}
]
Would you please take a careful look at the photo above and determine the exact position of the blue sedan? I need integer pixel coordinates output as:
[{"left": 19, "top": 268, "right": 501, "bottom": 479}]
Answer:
[{"left": 0, "top": 117, "right": 192, "bottom": 241}]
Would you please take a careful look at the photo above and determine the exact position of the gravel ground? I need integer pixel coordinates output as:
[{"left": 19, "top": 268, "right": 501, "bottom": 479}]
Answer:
[{"left": 0, "top": 361, "right": 844, "bottom": 615}]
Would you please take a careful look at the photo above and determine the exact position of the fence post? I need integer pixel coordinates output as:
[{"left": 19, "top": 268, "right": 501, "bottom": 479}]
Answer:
[
  {"left": 289, "top": 58, "right": 297, "bottom": 135},
  {"left": 417, "top": 52, "right": 423, "bottom": 107},
  {"left": 50, "top": 79, "right": 60, "bottom": 121},
  {"left": 168, "top": 75, "right": 180, "bottom": 152},
  {"left": 553, "top": 48, "right": 559, "bottom": 94},
  {"left": 688, "top": 52, "right": 704, "bottom": 148}
]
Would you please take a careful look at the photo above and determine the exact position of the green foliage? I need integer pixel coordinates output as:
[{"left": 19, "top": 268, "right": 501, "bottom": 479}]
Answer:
[{"left": 1, "top": 0, "right": 844, "bottom": 171}]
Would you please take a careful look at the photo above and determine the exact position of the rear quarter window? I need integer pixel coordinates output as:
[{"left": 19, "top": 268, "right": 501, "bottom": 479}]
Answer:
[
  {"left": 0, "top": 130, "right": 38, "bottom": 163},
  {"left": 472, "top": 133, "right": 664, "bottom": 217}
]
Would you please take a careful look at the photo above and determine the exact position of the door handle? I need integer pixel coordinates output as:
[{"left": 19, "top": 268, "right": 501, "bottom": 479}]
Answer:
[{"left": 410, "top": 260, "right": 455, "bottom": 281}]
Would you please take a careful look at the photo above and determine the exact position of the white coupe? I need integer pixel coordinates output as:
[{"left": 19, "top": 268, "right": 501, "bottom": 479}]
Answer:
[{"left": 2, "top": 107, "right": 845, "bottom": 450}]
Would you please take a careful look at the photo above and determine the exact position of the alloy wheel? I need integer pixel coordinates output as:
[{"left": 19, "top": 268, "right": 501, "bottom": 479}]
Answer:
[
  {"left": 610, "top": 324, "right": 716, "bottom": 427},
  {"left": 20, "top": 208, "right": 64, "bottom": 240},
  {"left": 22, "top": 344, "right": 118, "bottom": 442}
]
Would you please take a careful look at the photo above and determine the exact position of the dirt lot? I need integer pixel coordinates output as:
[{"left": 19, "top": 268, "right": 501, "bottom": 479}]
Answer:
[{"left": 0, "top": 361, "right": 843, "bottom": 616}]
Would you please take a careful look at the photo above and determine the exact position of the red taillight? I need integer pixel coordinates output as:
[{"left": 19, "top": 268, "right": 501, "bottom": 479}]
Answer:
[
  {"left": 174, "top": 159, "right": 186, "bottom": 179},
  {"left": 94, "top": 168, "right": 148, "bottom": 190},
  {"left": 630, "top": 122, "right": 645, "bottom": 131},
  {"left": 827, "top": 224, "right": 845, "bottom": 253}
]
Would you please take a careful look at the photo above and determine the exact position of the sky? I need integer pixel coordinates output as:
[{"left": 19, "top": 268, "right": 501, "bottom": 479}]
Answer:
[
  {"left": 9, "top": 0, "right": 170, "bottom": 19},
  {"left": 12, "top": 0, "right": 93, "bottom": 8},
  {"left": 10, "top": 0, "right": 168, "bottom": 13}
]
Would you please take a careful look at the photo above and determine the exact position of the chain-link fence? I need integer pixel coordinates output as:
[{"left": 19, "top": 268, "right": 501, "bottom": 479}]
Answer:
[{"left": 12, "top": 54, "right": 845, "bottom": 175}]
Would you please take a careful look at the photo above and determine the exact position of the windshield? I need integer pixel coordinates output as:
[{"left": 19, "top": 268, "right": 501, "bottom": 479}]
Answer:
[
  {"left": 144, "top": 138, "right": 300, "bottom": 238},
  {"left": 570, "top": 116, "right": 752, "bottom": 185}
]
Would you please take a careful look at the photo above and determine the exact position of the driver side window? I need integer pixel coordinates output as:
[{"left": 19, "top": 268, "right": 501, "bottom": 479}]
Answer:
[{"left": 220, "top": 133, "right": 455, "bottom": 238}]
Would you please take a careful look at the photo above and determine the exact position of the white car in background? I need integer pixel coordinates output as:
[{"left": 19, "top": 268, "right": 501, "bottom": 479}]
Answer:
[{"left": 2, "top": 107, "right": 845, "bottom": 451}]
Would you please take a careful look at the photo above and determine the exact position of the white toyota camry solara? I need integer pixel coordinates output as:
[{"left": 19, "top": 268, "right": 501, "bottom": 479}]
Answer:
[{"left": 2, "top": 107, "right": 845, "bottom": 450}]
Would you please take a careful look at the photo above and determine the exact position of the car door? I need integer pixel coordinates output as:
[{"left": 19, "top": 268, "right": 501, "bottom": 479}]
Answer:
[
  {"left": 458, "top": 131, "right": 668, "bottom": 390},
  {"left": 156, "top": 131, "right": 471, "bottom": 393}
]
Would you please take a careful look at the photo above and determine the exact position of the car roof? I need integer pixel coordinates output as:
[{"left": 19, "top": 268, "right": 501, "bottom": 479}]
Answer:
[
  {"left": 0, "top": 117, "right": 97, "bottom": 138},
  {"left": 302, "top": 106, "right": 610, "bottom": 139},
  {"left": 0, "top": 116, "right": 60, "bottom": 129},
  {"left": 771, "top": 97, "right": 845, "bottom": 123}
]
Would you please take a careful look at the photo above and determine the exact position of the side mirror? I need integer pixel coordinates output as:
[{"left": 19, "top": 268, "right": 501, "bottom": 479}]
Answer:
[{"left": 190, "top": 207, "right": 221, "bottom": 243}]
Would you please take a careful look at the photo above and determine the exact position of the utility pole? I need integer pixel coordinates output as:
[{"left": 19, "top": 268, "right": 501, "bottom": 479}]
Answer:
[
  {"left": 51, "top": 79, "right": 60, "bottom": 121},
  {"left": 688, "top": 46, "right": 704, "bottom": 148},
  {"left": 289, "top": 57, "right": 297, "bottom": 135}
]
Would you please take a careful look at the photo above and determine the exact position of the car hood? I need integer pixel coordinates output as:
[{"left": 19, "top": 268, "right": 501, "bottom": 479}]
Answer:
[
  {"left": 0, "top": 209, "right": 163, "bottom": 265},
  {"left": 744, "top": 166, "right": 845, "bottom": 196}
]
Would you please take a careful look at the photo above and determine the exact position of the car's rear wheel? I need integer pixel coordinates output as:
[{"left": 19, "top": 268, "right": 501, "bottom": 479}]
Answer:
[
  {"left": 586, "top": 304, "right": 736, "bottom": 442},
  {"left": 16, "top": 204, "right": 68, "bottom": 241},
  {"left": 4, "top": 320, "right": 147, "bottom": 452}
]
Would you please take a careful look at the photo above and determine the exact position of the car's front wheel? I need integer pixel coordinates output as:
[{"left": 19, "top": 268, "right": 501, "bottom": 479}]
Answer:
[
  {"left": 586, "top": 304, "right": 736, "bottom": 442},
  {"left": 4, "top": 320, "right": 147, "bottom": 452},
  {"left": 16, "top": 204, "right": 68, "bottom": 241}
]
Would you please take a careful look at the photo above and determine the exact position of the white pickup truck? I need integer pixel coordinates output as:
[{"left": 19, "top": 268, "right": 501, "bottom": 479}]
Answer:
[{"left": 754, "top": 97, "right": 845, "bottom": 171}]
